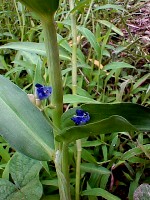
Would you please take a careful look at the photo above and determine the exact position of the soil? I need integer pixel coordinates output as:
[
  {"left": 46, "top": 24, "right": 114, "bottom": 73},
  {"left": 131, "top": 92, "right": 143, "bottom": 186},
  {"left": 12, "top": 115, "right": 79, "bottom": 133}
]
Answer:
[{"left": 123, "top": 1, "right": 150, "bottom": 52}]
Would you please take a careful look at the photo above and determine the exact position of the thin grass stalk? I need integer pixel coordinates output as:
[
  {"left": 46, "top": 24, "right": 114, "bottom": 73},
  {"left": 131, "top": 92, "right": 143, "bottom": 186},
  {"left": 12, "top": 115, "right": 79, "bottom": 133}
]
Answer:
[
  {"left": 13, "top": 0, "right": 24, "bottom": 41},
  {"left": 69, "top": 1, "right": 82, "bottom": 200},
  {"left": 83, "top": 0, "right": 94, "bottom": 27},
  {"left": 69, "top": 1, "right": 77, "bottom": 97}
]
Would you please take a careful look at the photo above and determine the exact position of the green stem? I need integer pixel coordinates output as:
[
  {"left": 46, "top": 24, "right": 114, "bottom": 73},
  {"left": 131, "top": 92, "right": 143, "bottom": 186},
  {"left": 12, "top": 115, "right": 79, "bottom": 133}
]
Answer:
[
  {"left": 75, "top": 140, "right": 82, "bottom": 200},
  {"left": 69, "top": 0, "right": 77, "bottom": 98},
  {"left": 69, "top": 1, "right": 82, "bottom": 200},
  {"left": 62, "top": 143, "right": 71, "bottom": 199},
  {"left": 41, "top": 15, "right": 71, "bottom": 200},
  {"left": 13, "top": 0, "right": 24, "bottom": 41},
  {"left": 83, "top": 0, "right": 94, "bottom": 27},
  {"left": 41, "top": 16, "right": 63, "bottom": 136}
]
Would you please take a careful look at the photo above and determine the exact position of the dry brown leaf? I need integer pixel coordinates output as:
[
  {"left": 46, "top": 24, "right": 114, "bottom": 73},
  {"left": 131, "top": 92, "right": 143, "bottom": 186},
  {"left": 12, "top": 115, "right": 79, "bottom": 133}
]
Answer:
[{"left": 89, "top": 59, "right": 104, "bottom": 69}]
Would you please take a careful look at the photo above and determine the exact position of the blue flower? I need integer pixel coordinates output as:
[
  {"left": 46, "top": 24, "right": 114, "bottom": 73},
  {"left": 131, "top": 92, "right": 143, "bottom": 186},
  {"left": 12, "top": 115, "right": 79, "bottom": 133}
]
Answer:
[
  {"left": 71, "top": 109, "right": 90, "bottom": 125},
  {"left": 35, "top": 83, "right": 52, "bottom": 100}
]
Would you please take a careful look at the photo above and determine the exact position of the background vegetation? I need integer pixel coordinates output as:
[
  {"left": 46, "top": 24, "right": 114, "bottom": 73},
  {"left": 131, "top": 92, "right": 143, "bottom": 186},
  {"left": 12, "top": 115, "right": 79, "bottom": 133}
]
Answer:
[{"left": 0, "top": 0, "right": 150, "bottom": 199}]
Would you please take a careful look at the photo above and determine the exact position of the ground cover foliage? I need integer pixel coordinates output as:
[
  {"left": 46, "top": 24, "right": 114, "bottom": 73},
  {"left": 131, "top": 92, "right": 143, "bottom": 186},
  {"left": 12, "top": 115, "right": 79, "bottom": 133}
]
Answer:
[{"left": 0, "top": 0, "right": 150, "bottom": 199}]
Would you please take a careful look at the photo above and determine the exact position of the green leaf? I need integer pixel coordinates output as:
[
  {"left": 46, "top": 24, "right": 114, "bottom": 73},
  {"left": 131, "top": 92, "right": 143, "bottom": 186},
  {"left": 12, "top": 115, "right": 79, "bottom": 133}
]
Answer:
[
  {"left": 0, "top": 42, "right": 70, "bottom": 61},
  {"left": 98, "top": 20, "right": 123, "bottom": 36},
  {"left": 94, "top": 4, "right": 127, "bottom": 12},
  {"left": 0, "top": 153, "right": 43, "bottom": 200},
  {"left": 104, "top": 62, "right": 135, "bottom": 70},
  {"left": 81, "top": 103, "right": 150, "bottom": 130},
  {"left": 9, "top": 153, "right": 42, "bottom": 187},
  {"left": 63, "top": 94, "right": 98, "bottom": 104},
  {"left": 132, "top": 73, "right": 150, "bottom": 91},
  {"left": 56, "top": 115, "right": 137, "bottom": 143},
  {"left": 121, "top": 144, "right": 150, "bottom": 160},
  {"left": 70, "top": 0, "right": 91, "bottom": 13},
  {"left": 81, "top": 163, "right": 111, "bottom": 175},
  {"left": 41, "top": 179, "right": 58, "bottom": 187},
  {"left": 0, "top": 179, "right": 17, "bottom": 200},
  {"left": 56, "top": 103, "right": 150, "bottom": 143},
  {"left": 0, "top": 75, "right": 54, "bottom": 161},
  {"left": 128, "top": 170, "right": 143, "bottom": 200},
  {"left": 77, "top": 26, "right": 101, "bottom": 57},
  {"left": 18, "top": 0, "right": 59, "bottom": 17},
  {"left": 81, "top": 148, "right": 97, "bottom": 164},
  {"left": 9, "top": 178, "right": 42, "bottom": 200},
  {"left": 82, "top": 188, "right": 121, "bottom": 200},
  {"left": 61, "top": 103, "right": 150, "bottom": 130}
]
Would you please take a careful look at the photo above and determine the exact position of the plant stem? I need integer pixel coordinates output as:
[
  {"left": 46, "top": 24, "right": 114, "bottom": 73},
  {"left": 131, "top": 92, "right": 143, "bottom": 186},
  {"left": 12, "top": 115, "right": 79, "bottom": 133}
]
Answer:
[
  {"left": 69, "top": 1, "right": 82, "bottom": 200},
  {"left": 69, "top": 0, "right": 77, "bottom": 98},
  {"left": 41, "top": 16, "right": 63, "bottom": 137},
  {"left": 41, "top": 15, "right": 71, "bottom": 200},
  {"left": 62, "top": 143, "right": 71, "bottom": 199},
  {"left": 13, "top": 0, "right": 25, "bottom": 41},
  {"left": 83, "top": 0, "right": 94, "bottom": 27},
  {"left": 75, "top": 140, "right": 82, "bottom": 200}
]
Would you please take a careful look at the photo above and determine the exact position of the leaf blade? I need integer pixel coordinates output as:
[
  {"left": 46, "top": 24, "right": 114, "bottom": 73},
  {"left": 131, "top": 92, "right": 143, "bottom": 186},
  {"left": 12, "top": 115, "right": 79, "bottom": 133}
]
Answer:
[{"left": 0, "top": 75, "right": 54, "bottom": 161}]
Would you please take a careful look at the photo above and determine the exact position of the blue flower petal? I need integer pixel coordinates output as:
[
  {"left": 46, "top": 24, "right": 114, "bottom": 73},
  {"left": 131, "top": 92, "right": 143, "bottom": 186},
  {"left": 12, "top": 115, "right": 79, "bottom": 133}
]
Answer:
[
  {"left": 76, "top": 109, "right": 85, "bottom": 116},
  {"left": 35, "top": 83, "right": 52, "bottom": 100},
  {"left": 71, "top": 109, "right": 90, "bottom": 125}
]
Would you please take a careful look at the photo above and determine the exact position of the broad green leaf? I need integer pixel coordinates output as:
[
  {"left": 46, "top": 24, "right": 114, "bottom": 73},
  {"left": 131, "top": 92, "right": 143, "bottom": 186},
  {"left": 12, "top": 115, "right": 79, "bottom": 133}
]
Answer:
[
  {"left": 104, "top": 62, "right": 135, "bottom": 70},
  {"left": 82, "top": 188, "right": 121, "bottom": 200},
  {"left": 9, "top": 178, "right": 42, "bottom": 200},
  {"left": 18, "top": 0, "right": 59, "bottom": 17},
  {"left": 0, "top": 179, "right": 17, "bottom": 200},
  {"left": 98, "top": 20, "right": 123, "bottom": 36},
  {"left": 0, "top": 42, "right": 71, "bottom": 61},
  {"left": 9, "top": 153, "right": 42, "bottom": 186},
  {"left": 56, "top": 115, "right": 137, "bottom": 143},
  {"left": 57, "top": 103, "right": 150, "bottom": 143},
  {"left": 80, "top": 163, "right": 111, "bottom": 175},
  {"left": 61, "top": 103, "right": 150, "bottom": 130},
  {"left": 0, "top": 153, "right": 42, "bottom": 200},
  {"left": 0, "top": 75, "right": 54, "bottom": 161},
  {"left": 81, "top": 103, "right": 150, "bottom": 130},
  {"left": 63, "top": 94, "right": 98, "bottom": 104}
]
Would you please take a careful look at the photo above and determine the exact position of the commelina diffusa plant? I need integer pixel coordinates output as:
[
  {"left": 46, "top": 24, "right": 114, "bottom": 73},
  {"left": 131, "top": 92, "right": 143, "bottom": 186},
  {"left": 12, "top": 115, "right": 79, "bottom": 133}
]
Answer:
[{"left": 0, "top": 0, "right": 150, "bottom": 200}]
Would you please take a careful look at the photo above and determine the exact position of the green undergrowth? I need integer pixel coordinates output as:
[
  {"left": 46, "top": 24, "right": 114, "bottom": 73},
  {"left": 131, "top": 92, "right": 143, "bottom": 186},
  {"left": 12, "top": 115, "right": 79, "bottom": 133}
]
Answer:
[{"left": 0, "top": 0, "right": 149, "bottom": 199}]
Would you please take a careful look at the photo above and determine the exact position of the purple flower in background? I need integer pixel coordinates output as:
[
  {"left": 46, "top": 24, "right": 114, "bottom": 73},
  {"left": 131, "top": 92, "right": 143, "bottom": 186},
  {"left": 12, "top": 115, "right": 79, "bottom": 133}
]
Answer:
[
  {"left": 35, "top": 83, "right": 52, "bottom": 100},
  {"left": 71, "top": 109, "right": 90, "bottom": 125}
]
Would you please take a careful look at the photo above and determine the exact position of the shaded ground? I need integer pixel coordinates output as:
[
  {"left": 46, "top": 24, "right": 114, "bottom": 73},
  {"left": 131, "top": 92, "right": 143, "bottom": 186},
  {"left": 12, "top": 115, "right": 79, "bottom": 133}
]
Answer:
[{"left": 123, "top": 1, "right": 150, "bottom": 52}]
